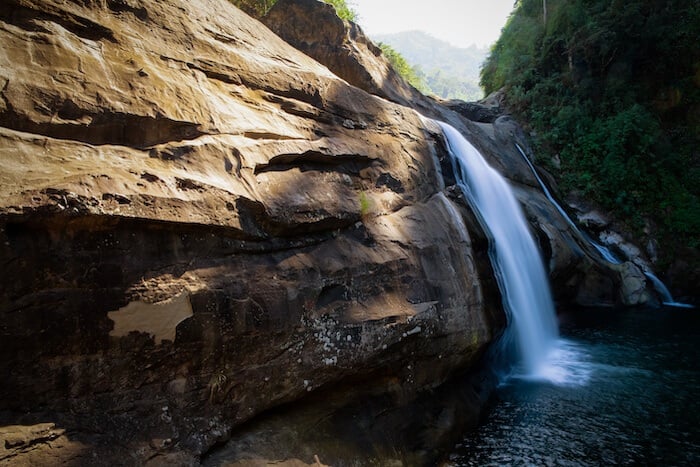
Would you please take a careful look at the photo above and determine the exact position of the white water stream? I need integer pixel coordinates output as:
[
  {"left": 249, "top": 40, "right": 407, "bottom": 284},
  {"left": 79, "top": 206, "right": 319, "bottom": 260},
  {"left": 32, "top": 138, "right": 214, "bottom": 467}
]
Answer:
[
  {"left": 438, "top": 122, "right": 587, "bottom": 383},
  {"left": 514, "top": 143, "right": 693, "bottom": 308},
  {"left": 513, "top": 143, "right": 622, "bottom": 265},
  {"left": 644, "top": 272, "right": 694, "bottom": 308},
  {"left": 438, "top": 126, "right": 696, "bottom": 465}
]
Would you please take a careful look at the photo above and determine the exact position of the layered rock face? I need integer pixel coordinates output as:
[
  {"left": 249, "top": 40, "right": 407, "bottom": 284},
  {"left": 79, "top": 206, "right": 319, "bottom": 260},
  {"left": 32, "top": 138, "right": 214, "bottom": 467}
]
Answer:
[
  {"left": 0, "top": 0, "right": 664, "bottom": 464},
  {"left": 263, "top": 0, "right": 428, "bottom": 110},
  {"left": 262, "top": 0, "right": 659, "bottom": 309},
  {"left": 0, "top": 0, "right": 503, "bottom": 464}
]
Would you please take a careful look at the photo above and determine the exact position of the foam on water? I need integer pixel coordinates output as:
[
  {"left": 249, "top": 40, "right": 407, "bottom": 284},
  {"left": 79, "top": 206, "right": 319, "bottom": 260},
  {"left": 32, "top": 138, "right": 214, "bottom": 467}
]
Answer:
[{"left": 510, "top": 338, "right": 592, "bottom": 387}]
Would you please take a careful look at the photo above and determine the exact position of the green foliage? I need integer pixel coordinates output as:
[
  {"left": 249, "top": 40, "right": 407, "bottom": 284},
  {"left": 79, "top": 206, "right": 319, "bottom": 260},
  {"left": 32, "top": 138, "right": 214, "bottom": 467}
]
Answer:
[
  {"left": 228, "top": 0, "right": 276, "bottom": 17},
  {"left": 379, "top": 43, "right": 430, "bottom": 93},
  {"left": 322, "top": 0, "right": 357, "bottom": 22},
  {"left": 375, "top": 31, "right": 487, "bottom": 101},
  {"left": 423, "top": 68, "right": 482, "bottom": 101},
  {"left": 358, "top": 191, "right": 372, "bottom": 218},
  {"left": 482, "top": 0, "right": 700, "bottom": 258}
]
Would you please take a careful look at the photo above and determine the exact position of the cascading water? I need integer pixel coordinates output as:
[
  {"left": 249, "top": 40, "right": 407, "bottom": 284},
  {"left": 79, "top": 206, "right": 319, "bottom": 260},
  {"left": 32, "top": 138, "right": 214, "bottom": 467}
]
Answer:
[
  {"left": 438, "top": 122, "right": 562, "bottom": 378},
  {"left": 514, "top": 143, "right": 622, "bottom": 265},
  {"left": 514, "top": 143, "right": 693, "bottom": 308},
  {"left": 442, "top": 131, "right": 697, "bottom": 466},
  {"left": 643, "top": 272, "right": 694, "bottom": 308}
]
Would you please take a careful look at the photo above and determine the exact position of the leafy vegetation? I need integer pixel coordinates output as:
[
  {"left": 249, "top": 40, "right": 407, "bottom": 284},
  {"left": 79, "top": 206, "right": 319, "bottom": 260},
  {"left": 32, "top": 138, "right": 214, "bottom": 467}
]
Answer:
[
  {"left": 375, "top": 31, "right": 487, "bottom": 101},
  {"left": 322, "top": 0, "right": 357, "bottom": 21},
  {"left": 378, "top": 42, "right": 430, "bottom": 93},
  {"left": 481, "top": 0, "right": 700, "bottom": 262},
  {"left": 229, "top": 0, "right": 356, "bottom": 21}
]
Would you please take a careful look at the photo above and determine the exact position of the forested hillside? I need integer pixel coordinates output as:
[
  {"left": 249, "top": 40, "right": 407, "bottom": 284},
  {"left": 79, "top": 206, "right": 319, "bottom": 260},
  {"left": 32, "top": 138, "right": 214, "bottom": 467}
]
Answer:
[
  {"left": 375, "top": 31, "right": 487, "bottom": 101},
  {"left": 482, "top": 0, "right": 699, "bottom": 274}
]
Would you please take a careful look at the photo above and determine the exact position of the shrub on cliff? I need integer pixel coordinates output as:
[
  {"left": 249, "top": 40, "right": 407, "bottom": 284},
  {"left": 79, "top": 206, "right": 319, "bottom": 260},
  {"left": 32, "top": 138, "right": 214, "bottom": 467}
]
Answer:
[
  {"left": 229, "top": 0, "right": 274, "bottom": 17},
  {"left": 481, "top": 0, "right": 700, "bottom": 265},
  {"left": 378, "top": 42, "right": 430, "bottom": 93},
  {"left": 322, "top": 0, "right": 357, "bottom": 21}
]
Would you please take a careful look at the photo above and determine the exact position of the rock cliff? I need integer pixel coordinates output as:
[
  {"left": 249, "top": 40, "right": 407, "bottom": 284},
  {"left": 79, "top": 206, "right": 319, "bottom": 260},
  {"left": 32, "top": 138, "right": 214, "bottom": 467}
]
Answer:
[
  {"left": 0, "top": 0, "right": 503, "bottom": 464},
  {"left": 0, "top": 0, "right": 663, "bottom": 464},
  {"left": 262, "top": 0, "right": 660, "bottom": 309}
]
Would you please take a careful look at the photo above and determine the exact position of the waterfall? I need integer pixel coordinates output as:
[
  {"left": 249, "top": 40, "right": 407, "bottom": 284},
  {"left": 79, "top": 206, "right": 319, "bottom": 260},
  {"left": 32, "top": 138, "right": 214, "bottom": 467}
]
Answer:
[
  {"left": 514, "top": 143, "right": 622, "bottom": 265},
  {"left": 644, "top": 272, "right": 695, "bottom": 308},
  {"left": 514, "top": 144, "right": 694, "bottom": 308},
  {"left": 644, "top": 272, "right": 674, "bottom": 303},
  {"left": 438, "top": 122, "right": 558, "bottom": 376}
]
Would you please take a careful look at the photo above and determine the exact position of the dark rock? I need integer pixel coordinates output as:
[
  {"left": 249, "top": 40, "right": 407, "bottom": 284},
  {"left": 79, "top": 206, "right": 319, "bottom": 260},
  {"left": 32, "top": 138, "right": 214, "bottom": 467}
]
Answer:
[
  {"left": 444, "top": 100, "right": 502, "bottom": 123},
  {"left": 263, "top": 0, "right": 425, "bottom": 108}
]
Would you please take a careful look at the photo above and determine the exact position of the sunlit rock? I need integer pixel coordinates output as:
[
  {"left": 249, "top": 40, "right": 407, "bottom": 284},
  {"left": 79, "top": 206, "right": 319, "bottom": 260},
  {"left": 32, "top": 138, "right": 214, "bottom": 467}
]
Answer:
[{"left": 0, "top": 0, "right": 501, "bottom": 463}]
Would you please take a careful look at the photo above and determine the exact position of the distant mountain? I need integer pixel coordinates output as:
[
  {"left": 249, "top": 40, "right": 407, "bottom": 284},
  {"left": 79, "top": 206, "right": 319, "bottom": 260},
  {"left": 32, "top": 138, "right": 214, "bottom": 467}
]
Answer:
[{"left": 372, "top": 30, "right": 488, "bottom": 101}]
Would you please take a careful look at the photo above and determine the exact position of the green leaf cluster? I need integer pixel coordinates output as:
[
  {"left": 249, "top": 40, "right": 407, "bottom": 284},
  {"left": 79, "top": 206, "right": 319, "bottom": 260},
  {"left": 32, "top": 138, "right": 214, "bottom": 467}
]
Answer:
[
  {"left": 228, "top": 0, "right": 276, "bottom": 17},
  {"left": 481, "top": 0, "right": 700, "bottom": 259},
  {"left": 378, "top": 42, "right": 430, "bottom": 92},
  {"left": 322, "top": 0, "right": 357, "bottom": 22}
]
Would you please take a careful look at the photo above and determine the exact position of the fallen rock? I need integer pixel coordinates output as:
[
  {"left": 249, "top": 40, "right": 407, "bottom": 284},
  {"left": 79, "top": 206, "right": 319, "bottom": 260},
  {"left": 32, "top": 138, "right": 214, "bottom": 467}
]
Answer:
[{"left": 617, "top": 261, "right": 653, "bottom": 306}]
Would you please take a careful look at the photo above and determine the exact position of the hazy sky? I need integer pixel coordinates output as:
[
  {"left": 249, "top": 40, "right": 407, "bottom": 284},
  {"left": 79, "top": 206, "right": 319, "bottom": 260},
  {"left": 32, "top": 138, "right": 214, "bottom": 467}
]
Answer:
[{"left": 351, "top": 0, "right": 516, "bottom": 49}]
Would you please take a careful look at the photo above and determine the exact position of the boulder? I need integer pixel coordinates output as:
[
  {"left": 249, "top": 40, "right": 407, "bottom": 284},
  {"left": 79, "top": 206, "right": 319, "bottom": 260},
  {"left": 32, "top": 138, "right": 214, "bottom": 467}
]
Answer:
[
  {"left": 444, "top": 99, "right": 502, "bottom": 123},
  {"left": 599, "top": 231, "right": 648, "bottom": 269},
  {"left": 617, "top": 261, "right": 654, "bottom": 306}
]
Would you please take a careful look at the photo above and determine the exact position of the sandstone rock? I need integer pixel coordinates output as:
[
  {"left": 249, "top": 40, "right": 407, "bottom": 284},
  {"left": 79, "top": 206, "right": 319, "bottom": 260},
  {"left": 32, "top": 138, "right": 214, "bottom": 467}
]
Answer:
[
  {"left": 599, "top": 230, "right": 651, "bottom": 272},
  {"left": 0, "top": 0, "right": 502, "bottom": 463},
  {"left": 444, "top": 100, "right": 501, "bottom": 123},
  {"left": 202, "top": 361, "right": 495, "bottom": 466},
  {"left": 577, "top": 210, "right": 610, "bottom": 230},
  {"left": 0, "top": 423, "right": 64, "bottom": 451},
  {"left": 0, "top": 423, "right": 80, "bottom": 466},
  {"left": 261, "top": 1, "right": 545, "bottom": 190},
  {"left": 617, "top": 261, "right": 653, "bottom": 306},
  {"left": 480, "top": 90, "right": 508, "bottom": 110},
  {"left": 263, "top": 0, "right": 427, "bottom": 110},
  {"left": 512, "top": 184, "right": 619, "bottom": 306}
]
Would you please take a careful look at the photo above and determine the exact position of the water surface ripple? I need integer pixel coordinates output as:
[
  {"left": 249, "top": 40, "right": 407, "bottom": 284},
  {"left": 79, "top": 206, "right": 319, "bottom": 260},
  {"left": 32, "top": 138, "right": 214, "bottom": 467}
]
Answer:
[{"left": 447, "top": 307, "right": 700, "bottom": 466}]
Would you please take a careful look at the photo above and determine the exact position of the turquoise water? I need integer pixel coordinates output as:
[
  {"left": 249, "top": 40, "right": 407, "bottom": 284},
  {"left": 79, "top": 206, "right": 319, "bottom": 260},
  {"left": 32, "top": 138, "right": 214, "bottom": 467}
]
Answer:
[{"left": 447, "top": 306, "right": 700, "bottom": 466}]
